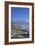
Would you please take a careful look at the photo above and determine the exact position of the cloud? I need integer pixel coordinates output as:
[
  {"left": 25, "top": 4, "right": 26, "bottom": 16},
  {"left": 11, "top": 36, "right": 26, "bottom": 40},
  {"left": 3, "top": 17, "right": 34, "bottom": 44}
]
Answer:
[{"left": 19, "top": 17, "right": 24, "bottom": 21}]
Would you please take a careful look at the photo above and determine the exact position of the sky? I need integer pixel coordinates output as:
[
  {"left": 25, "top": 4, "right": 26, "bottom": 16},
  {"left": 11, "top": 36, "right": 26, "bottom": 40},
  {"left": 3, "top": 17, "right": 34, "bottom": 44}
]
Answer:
[{"left": 11, "top": 7, "right": 29, "bottom": 23}]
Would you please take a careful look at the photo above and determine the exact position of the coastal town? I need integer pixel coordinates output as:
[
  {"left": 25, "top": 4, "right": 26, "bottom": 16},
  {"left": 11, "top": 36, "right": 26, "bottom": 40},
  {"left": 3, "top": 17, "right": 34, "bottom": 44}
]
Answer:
[{"left": 11, "top": 23, "right": 29, "bottom": 39}]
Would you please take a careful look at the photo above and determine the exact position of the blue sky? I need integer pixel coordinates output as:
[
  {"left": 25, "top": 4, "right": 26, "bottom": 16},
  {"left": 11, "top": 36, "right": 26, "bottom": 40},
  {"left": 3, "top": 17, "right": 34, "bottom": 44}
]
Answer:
[{"left": 11, "top": 7, "right": 29, "bottom": 23}]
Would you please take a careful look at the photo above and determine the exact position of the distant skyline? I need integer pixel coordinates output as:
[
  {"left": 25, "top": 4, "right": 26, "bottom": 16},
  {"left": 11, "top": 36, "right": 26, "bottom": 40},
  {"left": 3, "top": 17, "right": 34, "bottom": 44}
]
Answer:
[{"left": 11, "top": 7, "right": 29, "bottom": 23}]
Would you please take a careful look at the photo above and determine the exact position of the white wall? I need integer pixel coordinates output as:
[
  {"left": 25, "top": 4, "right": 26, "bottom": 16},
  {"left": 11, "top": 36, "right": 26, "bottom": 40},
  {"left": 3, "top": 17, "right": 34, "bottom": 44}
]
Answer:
[
  {"left": 0, "top": 0, "right": 35, "bottom": 46},
  {"left": 5, "top": 0, "right": 33, "bottom": 2}
]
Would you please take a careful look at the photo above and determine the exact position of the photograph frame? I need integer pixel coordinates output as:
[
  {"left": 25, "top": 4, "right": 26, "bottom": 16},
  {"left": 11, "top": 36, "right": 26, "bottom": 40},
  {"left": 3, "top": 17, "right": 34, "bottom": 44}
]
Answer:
[{"left": 5, "top": 1, "right": 34, "bottom": 45}]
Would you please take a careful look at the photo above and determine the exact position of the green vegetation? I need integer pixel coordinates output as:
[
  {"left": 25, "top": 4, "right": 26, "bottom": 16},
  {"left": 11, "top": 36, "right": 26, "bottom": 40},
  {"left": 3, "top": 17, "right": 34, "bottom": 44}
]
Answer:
[{"left": 11, "top": 24, "right": 29, "bottom": 39}]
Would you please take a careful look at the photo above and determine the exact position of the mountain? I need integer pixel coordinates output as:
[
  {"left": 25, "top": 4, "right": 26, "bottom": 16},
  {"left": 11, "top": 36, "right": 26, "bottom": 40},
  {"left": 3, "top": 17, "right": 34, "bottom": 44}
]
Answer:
[{"left": 11, "top": 21, "right": 29, "bottom": 31}]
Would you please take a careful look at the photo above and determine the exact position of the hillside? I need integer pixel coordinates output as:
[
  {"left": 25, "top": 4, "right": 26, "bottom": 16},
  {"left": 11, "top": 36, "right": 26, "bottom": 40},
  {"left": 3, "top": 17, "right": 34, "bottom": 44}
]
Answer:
[{"left": 11, "top": 22, "right": 29, "bottom": 39}]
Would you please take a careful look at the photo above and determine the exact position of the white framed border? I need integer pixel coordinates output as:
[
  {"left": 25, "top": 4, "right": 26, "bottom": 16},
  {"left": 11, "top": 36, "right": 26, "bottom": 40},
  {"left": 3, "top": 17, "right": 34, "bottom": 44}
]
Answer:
[{"left": 9, "top": 5, "right": 32, "bottom": 42}]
